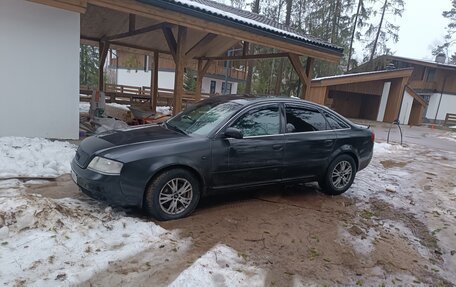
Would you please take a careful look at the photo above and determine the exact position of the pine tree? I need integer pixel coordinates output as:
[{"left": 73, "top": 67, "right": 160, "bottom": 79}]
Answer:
[
  {"left": 364, "top": 0, "right": 404, "bottom": 62},
  {"left": 80, "top": 45, "right": 99, "bottom": 87}
]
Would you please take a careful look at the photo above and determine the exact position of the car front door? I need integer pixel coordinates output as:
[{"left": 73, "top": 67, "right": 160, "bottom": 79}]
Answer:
[
  {"left": 210, "top": 104, "right": 284, "bottom": 189},
  {"left": 283, "top": 104, "right": 337, "bottom": 181}
]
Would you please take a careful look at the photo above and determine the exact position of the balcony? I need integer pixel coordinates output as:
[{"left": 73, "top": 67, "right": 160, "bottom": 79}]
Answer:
[{"left": 409, "top": 81, "right": 437, "bottom": 91}]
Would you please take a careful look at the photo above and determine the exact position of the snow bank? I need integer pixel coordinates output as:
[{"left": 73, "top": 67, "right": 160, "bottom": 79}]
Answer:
[
  {"left": 79, "top": 102, "right": 91, "bottom": 113},
  {"left": 169, "top": 244, "right": 266, "bottom": 287},
  {"left": 0, "top": 188, "right": 183, "bottom": 286},
  {"left": 0, "top": 137, "right": 77, "bottom": 179},
  {"left": 157, "top": 106, "right": 172, "bottom": 115},
  {"left": 374, "top": 142, "right": 405, "bottom": 155}
]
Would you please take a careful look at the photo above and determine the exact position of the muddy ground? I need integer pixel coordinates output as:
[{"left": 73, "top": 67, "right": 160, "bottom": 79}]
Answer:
[{"left": 25, "top": 139, "right": 456, "bottom": 287}]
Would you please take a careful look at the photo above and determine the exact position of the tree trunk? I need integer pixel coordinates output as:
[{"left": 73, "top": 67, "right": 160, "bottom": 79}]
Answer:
[
  {"left": 245, "top": 0, "right": 260, "bottom": 94},
  {"left": 274, "top": 0, "right": 292, "bottom": 95},
  {"left": 347, "top": 0, "right": 362, "bottom": 71},
  {"left": 370, "top": 0, "right": 387, "bottom": 62}
]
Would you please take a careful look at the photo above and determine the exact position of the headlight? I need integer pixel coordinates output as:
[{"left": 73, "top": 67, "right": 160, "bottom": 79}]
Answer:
[{"left": 88, "top": 156, "right": 123, "bottom": 175}]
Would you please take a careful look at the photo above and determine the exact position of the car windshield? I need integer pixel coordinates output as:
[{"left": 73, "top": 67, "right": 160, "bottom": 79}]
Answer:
[{"left": 166, "top": 101, "right": 242, "bottom": 136}]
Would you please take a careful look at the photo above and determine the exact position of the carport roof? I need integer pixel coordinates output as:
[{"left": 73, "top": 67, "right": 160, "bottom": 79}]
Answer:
[
  {"left": 311, "top": 68, "right": 414, "bottom": 87},
  {"left": 138, "top": 0, "right": 343, "bottom": 55}
]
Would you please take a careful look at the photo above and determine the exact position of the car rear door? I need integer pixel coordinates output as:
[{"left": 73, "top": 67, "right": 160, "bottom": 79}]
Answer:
[
  {"left": 282, "top": 104, "right": 337, "bottom": 181},
  {"left": 209, "top": 104, "right": 284, "bottom": 189}
]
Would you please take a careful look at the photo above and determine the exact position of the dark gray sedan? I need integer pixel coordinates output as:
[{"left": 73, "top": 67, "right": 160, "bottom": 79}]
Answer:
[{"left": 71, "top": 95, "right": 374, "bottom": 220}]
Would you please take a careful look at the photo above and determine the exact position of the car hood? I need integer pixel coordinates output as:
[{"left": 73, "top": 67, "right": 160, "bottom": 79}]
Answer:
[
  {"left": 99, "top": 124, "right": 184, "bottom": 146},
  {"left": 75, "top": 124, "right": 185, "bottom": 167}
]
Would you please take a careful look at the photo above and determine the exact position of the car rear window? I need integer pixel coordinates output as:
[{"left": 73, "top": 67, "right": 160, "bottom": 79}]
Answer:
[{"left": 324, "top": 112, "right": 350, "bottom": 130}]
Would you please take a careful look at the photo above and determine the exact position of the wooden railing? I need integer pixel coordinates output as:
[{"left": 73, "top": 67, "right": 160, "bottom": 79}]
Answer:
[
  {"left": 80, "top": 84, "right": 212, "bottom": 107},
  {"left": 444, "top": 113, "right": 456, "bottom": 126}
]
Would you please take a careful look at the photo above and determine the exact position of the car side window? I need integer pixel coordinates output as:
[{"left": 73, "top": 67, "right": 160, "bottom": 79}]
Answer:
[
  {"left": 285, "top": 106, "right": 328, "bottom": 132},
  {"left": 232, "top": 106, "right": 280, "bottom": 137},
  {"left": 324, "top": 112, "right": 349, "bottom": 129}
]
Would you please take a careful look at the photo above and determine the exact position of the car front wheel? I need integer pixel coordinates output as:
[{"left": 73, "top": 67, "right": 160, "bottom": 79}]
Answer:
[
  {"left": 319, "top": 154, "right": 356, "bottom": 195},
  {"left": 144, "top": 168, "right": 200, "bottom": 221}
]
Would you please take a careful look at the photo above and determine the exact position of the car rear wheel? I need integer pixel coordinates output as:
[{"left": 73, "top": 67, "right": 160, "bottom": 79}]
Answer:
[
  {"left": 319, "top": 154, "right": 356, "bottom": 195},
  {"left": 144, "top": 168, "right": 200, "bottom": 221}
]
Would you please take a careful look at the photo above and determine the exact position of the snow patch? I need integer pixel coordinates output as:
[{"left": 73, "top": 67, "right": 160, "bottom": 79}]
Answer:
[
  {"left": 374, "top": 142, "right": 405, "bottom": 155},
  {"left": 169, "top": 244, "right": 266, "bottom": 287},
  {"left": 0, "top": 189, "right": 184, "bottom": 286},
  {"left": 0, "top": 137, "right": 77, "bottom": 179}
]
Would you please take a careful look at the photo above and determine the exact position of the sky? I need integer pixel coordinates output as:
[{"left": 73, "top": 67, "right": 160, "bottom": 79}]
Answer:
[
  {"left": 393, "top": 0, "right": 453, "bottom": 61},
  {"left": 217, "top": 0, "right": 454, "bottom": 62}
]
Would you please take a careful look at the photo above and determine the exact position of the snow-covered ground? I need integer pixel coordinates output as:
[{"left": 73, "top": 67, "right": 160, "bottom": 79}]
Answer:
[
  {"left": 0, "top": 136, "right": 263, "bottom": 286},
  {"left": 0, "top": 137, "right": 76, "bottom": 180}
]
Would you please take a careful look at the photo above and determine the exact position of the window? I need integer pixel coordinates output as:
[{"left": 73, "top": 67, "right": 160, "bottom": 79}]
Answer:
[
  {"left": 285, "top": 107, "right": 328, "bottom": 132},
  {"left": 210, "top": 81, "right": 216, "bottom": 94},
  {"left": 221, "top": 82, "right": 232, "bottom": 94},
  {"left": 232, "top": 106, "right": 280, "bottom": 137},
  {"left": 324, "top": 113, "right": 349, "bottom": 130},
  {"left": 167, "top": 101, "right": 242, "bottom": 136},
  {"left": 426, "top": 68, "right": 436, "bottom": 81}
]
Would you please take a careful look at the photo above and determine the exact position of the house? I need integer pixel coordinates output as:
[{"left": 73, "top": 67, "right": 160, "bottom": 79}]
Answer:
[
  {"left": 352, "top": 55, "right": 456, "bottom": 124},
  {"left": 0, "top": 0, "right": 342, "bottom": 139},
  {"left": 108, "top": 50, "right": 245, "bottom": 95}
]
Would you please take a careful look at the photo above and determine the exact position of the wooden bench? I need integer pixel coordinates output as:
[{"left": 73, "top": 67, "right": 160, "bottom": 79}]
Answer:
[{"left": 444, "top": 113, "right": 456, "bottom": 126}]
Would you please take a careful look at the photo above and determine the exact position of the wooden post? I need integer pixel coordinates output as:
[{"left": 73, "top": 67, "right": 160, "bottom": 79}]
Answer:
[
  {"left": 98, "top": 41, "right": 110, "bottom": 92},
  {"left": 151, "top": 52, "right": 159, "bottom": 112},
  {"left": 195, "top": 59, "right": 212, "bottom": 101},
  {"left": 173, "top": 26, "right": 187, "bottom": 115},
  {"left": 304, "top": 57, "right": 314, "bottom": 100}
]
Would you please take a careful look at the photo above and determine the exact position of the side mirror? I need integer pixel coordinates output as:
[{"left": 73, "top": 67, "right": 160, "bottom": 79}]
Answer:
[{"left": 224, "top": 127, "right": 243, "bottom": 139}]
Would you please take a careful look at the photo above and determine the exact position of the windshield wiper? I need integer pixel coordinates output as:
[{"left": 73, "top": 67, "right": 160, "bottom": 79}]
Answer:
[{"left": 165, "top": 122, "right": 187, "bottom": 135}]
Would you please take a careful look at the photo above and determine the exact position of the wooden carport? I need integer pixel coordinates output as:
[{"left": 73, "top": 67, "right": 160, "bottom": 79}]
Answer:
[
  {"left": 309, "top": 68, "right": 427, "bottom": 124},
  {"left": 31, "top": 0, "right": 343, "bottom": 115}
]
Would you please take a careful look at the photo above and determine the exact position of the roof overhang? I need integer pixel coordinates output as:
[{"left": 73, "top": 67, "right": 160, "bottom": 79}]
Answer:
[
  {"left": 30, "top": 0, "right": 343, "bottom": 63},
  {"left": 311, "top": 68, "right": 414, "bottom": 87}
]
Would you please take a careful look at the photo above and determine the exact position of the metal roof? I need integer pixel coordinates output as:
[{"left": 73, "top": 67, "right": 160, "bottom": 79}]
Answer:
[{"left": 138, "top": 0, "right": 344, "bottom": 55}]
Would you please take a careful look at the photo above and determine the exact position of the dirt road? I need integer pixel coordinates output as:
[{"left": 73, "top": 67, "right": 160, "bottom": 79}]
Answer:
[{"left": 22, "top": 139, "right": 456, "bottom": 286}]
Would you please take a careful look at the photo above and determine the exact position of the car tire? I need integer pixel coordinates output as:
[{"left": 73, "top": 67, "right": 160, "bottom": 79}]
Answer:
[
  {"left": 319, "top": 154, "right": 357, "bottom": 196},
  {"left": 144, "top": 168, "right": 200, "bottom": 221}
]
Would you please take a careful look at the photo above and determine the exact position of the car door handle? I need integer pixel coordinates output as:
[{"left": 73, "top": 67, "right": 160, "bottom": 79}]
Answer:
[
  {"left": 323, "top": 140, "right": 334, "bottom": 146},
  {"left": 272, "top": 144, "right": 283, "bottom": 151}
]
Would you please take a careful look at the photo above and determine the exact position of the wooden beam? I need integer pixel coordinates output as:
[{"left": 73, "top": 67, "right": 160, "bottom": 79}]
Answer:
[
  {"left": 173, "top": 26, "right": 187, "bottom": 115},
  {"left": 88, "top": 0, "right": 342, "bottom": 62},
  {"left": 29, "top": 0, "right": 87, "bottom": 13},
  {"left": 304, "top": 57, "right": 315, "bottom": 99},
  {"left": 129, "top": 14, "right": 136, "bottom": 32},
  {"left": 81, "top": 36, "right": 172, "bottom": 55},
  {"left": 195, "top": 59, "right": 212, "bottom": 101},
  {"left": 199, "top": 52, "right": 289, "bottom": 61},
  {"left": 288, "top": 53, "right": 309, "bottom": 99},
  {"left": 185, "top": 33, "right": 218, "bottom": 60},
  {"left": 105, "top": 22, "right": 164, "bottom": 41},
  {"left": 162, "top": 26, "right": 177, "bottom": 62},
  {"left": 98, "top": 41, "right": 110, "bottom": 91},
  {"left": 151, "top": 52, "right": 159, "bottom": 111}
]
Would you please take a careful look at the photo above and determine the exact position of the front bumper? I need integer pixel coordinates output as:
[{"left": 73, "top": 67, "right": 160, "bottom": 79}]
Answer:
[{"left": 71, "top": 159, "right": 140, "bottom": 207}]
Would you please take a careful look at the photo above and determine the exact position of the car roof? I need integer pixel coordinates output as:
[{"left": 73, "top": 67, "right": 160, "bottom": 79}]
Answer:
[{"left": 202, "top": 94, "right": 320, "bottom": 107}]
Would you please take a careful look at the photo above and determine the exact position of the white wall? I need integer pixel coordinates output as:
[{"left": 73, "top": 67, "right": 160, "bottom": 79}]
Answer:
[
  {"left": 425, "top": 93, "right": 456, "bottom": 121},
  {"left": 116, "top": 69, "right": 175, "bottom": 89},
  {"left": 201, "top": 78, "right": 238, "bottom": 94},
  {"left": 0, "top": 0, "right": 80, "bottom": 139},
  {"left": 376, "top": 82, "right": 391, "bottom": 122},
  {"left": 116, "top": 68, "right": 238, "bottom": 94},
  {"left": 398, "top": 91, "right": 413, "bottom": 125}
]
